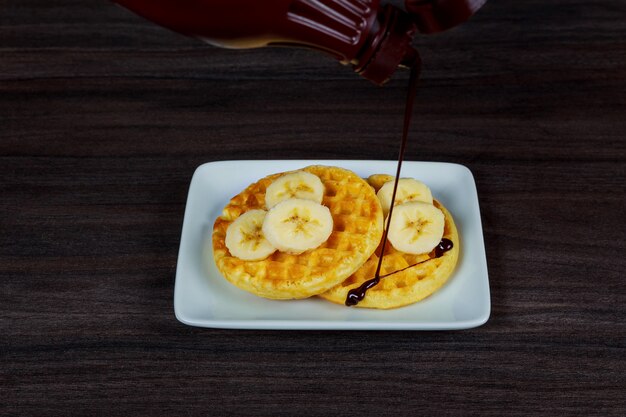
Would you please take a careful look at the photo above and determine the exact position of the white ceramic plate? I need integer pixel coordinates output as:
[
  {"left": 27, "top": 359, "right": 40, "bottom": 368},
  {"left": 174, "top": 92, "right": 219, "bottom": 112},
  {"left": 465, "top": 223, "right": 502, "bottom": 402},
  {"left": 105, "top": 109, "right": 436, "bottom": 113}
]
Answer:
[{"left": 174, "top": 160, "right": 490, "bottom": 330}]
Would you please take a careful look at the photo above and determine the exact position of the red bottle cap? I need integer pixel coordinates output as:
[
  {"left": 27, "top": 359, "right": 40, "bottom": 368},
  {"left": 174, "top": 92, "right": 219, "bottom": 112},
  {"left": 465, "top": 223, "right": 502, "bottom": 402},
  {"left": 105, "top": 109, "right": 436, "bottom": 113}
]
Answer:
[{"left": 406, "top": 0, "right": 487, "bottom": 33}]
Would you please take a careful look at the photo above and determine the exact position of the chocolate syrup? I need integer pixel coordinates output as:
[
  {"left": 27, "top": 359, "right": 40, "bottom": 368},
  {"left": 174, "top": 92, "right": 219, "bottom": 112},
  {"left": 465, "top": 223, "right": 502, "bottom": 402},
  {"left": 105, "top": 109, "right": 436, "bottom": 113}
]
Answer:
[
  {"left": 345, "top": 237, "right": 454, "bottom": 306},
  {"left": 345, "top": 63, "right": 454, "bottom": 307},
  {"left": 435, "top": 238, "right": 454, "bottom": 258}
]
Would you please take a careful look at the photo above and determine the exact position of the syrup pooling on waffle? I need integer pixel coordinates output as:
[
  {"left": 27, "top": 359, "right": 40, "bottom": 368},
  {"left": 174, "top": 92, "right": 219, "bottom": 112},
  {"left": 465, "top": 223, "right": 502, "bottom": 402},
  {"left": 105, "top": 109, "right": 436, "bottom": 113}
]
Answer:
[{"left": 212, "top": 165, "right": 384, "bottom": 299}]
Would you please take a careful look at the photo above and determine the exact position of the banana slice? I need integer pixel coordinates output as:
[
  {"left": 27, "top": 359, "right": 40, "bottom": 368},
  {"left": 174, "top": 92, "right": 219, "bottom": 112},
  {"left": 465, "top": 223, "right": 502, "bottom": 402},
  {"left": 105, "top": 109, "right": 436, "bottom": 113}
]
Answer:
[
  {"left": 265, "top": 171, "right": 324, "bottom": 209},
  {"left": 377, "top": 178, "right": 433, "bottom": 216},
  {"left": 262, "top": 198, "right": 333, "bottom": 254},
  {"left": 367, "top": 174, "right": 395, "bottom": 192},
  {"left": 387, "top": 201, "right": 445, "bottom": 255},
  {"left": 225, "top": 209, "right": 277, "bottom": 261}
]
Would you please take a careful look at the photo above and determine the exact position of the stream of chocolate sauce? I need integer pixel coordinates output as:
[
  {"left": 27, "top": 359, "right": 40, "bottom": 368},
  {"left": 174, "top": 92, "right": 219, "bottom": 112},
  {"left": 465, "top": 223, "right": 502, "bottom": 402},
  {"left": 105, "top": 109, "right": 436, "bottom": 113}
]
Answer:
[{"left": 345, "top": 64, "right": 454, "bottom": 306}]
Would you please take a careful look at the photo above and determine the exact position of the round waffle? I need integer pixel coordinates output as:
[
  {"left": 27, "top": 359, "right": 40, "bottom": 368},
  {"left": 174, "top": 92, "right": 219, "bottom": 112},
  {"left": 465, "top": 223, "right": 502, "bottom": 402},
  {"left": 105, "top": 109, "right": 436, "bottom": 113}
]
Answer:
[
  {"left": 319, "top": 176, "right": 459, "bottom": 309},
  {"left": 212, "top": 165, "right": 384, "bottom": 299}
]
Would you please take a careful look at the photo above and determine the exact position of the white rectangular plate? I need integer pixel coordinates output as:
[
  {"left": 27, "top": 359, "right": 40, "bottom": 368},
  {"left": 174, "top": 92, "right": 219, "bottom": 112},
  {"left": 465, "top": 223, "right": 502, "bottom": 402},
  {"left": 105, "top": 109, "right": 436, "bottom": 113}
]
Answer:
[{"left": 174, "top": 160, "right": 490, "bottom": 330}]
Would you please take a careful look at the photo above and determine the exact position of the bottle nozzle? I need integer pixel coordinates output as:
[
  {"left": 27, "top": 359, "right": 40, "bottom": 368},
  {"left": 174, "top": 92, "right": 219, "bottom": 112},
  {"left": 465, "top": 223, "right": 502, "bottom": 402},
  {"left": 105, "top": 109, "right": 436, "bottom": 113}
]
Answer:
[
  {"left": 354, "top": 5, "right": 419, "bottom": 85},
  {"left": 399, "top": 47, "right": 420, "bottom": 70}
]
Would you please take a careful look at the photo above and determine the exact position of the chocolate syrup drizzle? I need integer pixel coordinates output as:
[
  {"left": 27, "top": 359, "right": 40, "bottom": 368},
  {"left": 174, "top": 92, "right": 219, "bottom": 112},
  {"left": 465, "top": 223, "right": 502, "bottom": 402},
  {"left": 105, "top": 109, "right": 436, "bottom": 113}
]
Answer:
[
  {"left": 345, "top": 62, "right": 453, "bottom": 307},
  {"left": 345, "top": 238, "right": 454, "bottom": 306}
]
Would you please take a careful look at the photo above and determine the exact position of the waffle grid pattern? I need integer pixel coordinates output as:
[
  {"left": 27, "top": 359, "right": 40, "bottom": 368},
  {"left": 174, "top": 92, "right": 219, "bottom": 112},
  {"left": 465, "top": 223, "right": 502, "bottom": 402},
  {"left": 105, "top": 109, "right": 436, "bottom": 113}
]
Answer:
[
  {"left": 212, "top": 165, "right": 384, "bottom": 299},
  {"left": 319, "top": 199, "right": 459, "bottom": 309}
]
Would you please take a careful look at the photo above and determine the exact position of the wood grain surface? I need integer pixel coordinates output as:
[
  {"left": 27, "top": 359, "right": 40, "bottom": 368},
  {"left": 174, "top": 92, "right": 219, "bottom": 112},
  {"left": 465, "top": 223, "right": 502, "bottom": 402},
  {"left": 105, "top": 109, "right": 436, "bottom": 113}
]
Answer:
[{"left": 1, "top": 0, "right": 625, "bottom": 415}]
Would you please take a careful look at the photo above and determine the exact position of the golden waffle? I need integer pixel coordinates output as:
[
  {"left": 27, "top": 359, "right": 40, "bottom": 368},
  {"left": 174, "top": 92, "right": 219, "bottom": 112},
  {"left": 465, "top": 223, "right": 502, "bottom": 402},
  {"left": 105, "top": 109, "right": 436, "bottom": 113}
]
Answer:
[
  {"left": 212, "top": 165, "right": 384, "bottom": 299},
  {"left": 319, "top": 176, "right": 459, "bottom": 309}
]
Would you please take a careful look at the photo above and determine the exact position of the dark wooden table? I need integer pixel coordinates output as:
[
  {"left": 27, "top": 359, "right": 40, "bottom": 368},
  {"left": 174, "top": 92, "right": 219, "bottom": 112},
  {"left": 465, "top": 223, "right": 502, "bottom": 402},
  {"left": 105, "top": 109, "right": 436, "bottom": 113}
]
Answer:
[{"left": 2, "top": 1, "right": 625, "bottom": 415}]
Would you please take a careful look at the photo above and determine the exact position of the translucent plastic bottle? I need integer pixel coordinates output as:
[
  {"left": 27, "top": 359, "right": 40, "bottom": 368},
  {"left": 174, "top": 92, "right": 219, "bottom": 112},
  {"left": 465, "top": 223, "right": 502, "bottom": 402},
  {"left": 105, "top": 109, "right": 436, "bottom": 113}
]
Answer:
[{"left": 114, "top": 0, "right": 486, "bottom": 84}]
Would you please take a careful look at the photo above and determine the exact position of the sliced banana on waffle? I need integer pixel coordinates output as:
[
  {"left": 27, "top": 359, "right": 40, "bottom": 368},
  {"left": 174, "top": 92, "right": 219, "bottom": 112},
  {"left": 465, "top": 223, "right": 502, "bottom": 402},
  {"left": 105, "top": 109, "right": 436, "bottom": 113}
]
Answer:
[
  {"left": 265, "top": 170, "right": 324, "bottom": 209},
  {"left": 377, "top": 178, "right": 433, "bottom": 216},
  {"left": 225, "top": 209, "right": 277, "bottom": 261},
  {"left": 367, "top": 174, "right": 395, "bottom": 192},
  {"left": 262, "top": 198, "right": 333, "bottom": 254},
  {"left": 387, "top": 201, "right": 445, "bottom": 255}
]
